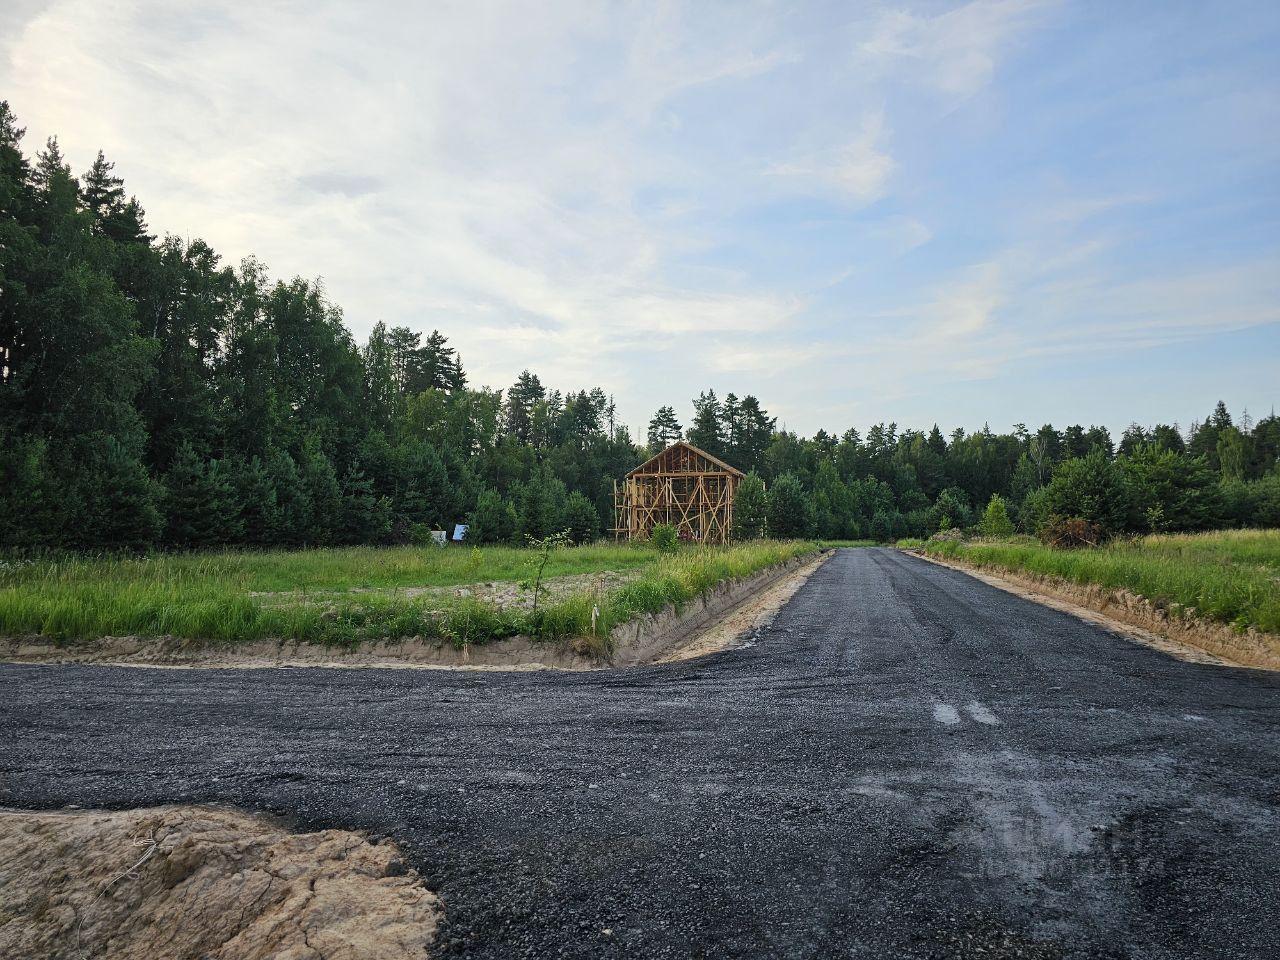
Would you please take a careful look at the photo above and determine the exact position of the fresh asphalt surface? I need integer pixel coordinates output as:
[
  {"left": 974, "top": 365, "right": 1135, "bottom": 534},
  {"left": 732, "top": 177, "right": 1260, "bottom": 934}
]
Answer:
[{"left": 3, "top": 548, "right": 1279, "bottom": 959}]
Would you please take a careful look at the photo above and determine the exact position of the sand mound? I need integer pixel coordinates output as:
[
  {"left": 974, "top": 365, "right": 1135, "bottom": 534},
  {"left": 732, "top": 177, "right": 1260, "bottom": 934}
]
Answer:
[{"left": 0, "top": 805, "right": 438, "bottom": 959}]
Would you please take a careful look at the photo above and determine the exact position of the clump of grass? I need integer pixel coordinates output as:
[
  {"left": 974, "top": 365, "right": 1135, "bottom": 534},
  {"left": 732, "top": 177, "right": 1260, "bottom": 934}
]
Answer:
[{"left": 922, "top": 529, "right": 1280, "bottom": 634}]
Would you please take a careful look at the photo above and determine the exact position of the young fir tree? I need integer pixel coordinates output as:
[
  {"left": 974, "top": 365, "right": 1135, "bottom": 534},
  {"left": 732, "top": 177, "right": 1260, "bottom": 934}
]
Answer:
[
  {"left": 232, "top": 455, "right": 281, "bottom": 545},
  {"left": 0, "top": 436, "right": 58, "bottom": 547},
  {"left": 561, "top": 491, "right": 600, "bottom": 544},
  {"left": 163, "top": 442, "right": 242, "bottom": 547},
  {"left": 731, "top": 472, "right": 768, "bottom": 540},
  {"left": 517, "top": 472, "right": 567, "bottom": 539},
  {"left": 766, "top": 473, "right": 812, "bottom": 539},
  {"left": 933, "top": 487, "right": 973, "bottom": 530},
  {"left": 1042, "top": 449, "right": 1132, "bottom": 535},
  {"left": 265, "top": 447, "right": 311, "bottom": 546},
  {"left": 299, "top": 438, "right": 342, "bottom": 545},
  {"left": 1118, "top": 446, "right": 1221, "bottom": 532},
  {"left": 466, "top": 489, "right": 518, "bottom": 544},
  {"left": 81, "top": 437, "right": 163, "bottom": 550},
  {"left": 396, "top": 440, "right": 451, "bottom": 531},
  {"left": 979, "top": 494, "right": 1015, "bottom": 538},
  {"left": 338, "top": 466, "right": 392, "bottom": 544}
]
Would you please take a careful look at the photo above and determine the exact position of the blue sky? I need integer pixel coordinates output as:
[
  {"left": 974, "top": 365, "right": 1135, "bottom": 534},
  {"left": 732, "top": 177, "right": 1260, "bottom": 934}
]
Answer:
[{"left": 3, "top": 0, "right": 1277, "bottom": 438}]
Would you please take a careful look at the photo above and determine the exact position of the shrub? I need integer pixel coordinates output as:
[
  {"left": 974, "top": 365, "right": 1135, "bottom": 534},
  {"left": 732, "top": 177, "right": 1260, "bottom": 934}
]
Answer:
[
  {"left": 978, "top": 494, "right": 1015, "bottom": 538},
  {"left": 1018, "top": 485, "right": 1053, "bottom": 533},
  {"left": 650, "top": 523, "right": 678, "bottom": 552},
  {"left": 932, "top": 487, "right": 973, "bottom": 531},
  {"left": 1038, "top": 517, "right": 1105, "bottom": 548},
  {"left": 1041, "top": 450, "right": 1132, "bottom": 535},
  {"left": 1119, "top": 446, "right": 1221, "bottom": 531}
]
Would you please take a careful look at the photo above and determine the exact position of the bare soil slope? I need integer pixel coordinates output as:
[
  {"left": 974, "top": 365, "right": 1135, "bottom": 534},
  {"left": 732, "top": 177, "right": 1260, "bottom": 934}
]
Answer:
[{"left": 0, "top": 805, "right": 438, "bottom": 960}]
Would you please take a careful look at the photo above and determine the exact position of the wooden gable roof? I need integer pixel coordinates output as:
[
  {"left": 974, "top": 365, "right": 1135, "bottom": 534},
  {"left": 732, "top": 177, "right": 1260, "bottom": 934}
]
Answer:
[{"left": 625, "top": 440, "right": 745, "bottom": 478}]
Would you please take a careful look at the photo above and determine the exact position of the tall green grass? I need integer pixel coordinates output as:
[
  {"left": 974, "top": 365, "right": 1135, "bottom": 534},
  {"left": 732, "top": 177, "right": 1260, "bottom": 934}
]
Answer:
[
  {"left": 921, "top": 529, "right": 1280, "bottom": 634},
  {"left": 0, "top": 540, "right": 817, "bottom": 649},
  {"left": 0, "top": 543, "right": 659, "bottom": 595}
]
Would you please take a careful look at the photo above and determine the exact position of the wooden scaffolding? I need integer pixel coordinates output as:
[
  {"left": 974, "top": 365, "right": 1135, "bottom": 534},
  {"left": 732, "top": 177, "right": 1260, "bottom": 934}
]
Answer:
[{"left": 613, "top": 441, "right": 745, "bottom": 545}]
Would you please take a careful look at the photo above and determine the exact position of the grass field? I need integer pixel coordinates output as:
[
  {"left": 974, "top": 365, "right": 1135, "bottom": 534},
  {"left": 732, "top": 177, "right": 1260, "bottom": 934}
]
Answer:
[
  {"left": 0, "top": 541, "right": 817, "bottom": 649},
  {"left": 919, "top": 529, "right": 1280, "bottom": 634}
]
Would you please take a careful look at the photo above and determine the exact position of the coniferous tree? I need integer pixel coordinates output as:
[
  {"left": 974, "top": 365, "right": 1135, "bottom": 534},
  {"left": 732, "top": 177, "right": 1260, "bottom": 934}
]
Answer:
[
  {"left": 466, "top": 489, "right": 518, "bottom": 544},
  {"left": 516, "top": 472, "right": 567, "bottom": 539},
  {"left": 979, "top": 495, "right": 1015, "bottom": 538},
  {"left": 82, "top": 150, "right": 125, "bottom": 226},
  {"left": 562, "top": 491, "right": 600, "bottom": 544},
  {"left": 647, "top": 406, "right": 682, "bottom": 449},
  {"left": 396, "top": 440, "right": 451, "bottom": 532},
  {"left": 338, "top": 466, "right": 392, "bottom": 544},
  {"left": 233, "top": 455, "right": 281, "bottom": 545},
  {"left": 687, "top": 390, "right": 724, "bottom": 457},
  {"left": 0, "top": 437, "right": 58, "bottom": 547},
  {"left": 299, "top": 438, "right": 342, "bottom": 545},
  {"left": 766, "top": 473, "right": 813, "bottom": 538},
  {"left": 265, "top": 447, "right": 311, "bottom": 545},
  {"left": 933, "top": 487, "right": 973, "bottom": 530},
  {"left": 163, "top": 442, "right": 242, "bottom": 546},
  {"left": 80, "top": 436, "right": 163, "bottom": 550},
  {"left": 1042, "top": 450, "right": 1132, "bottom": 535},
  {"left": 731, "top": 472, "right": 768, "bottom": 540},
  {"left": 1119, "top": 446, "right": 1220, "bottom": 532},
  {"left": 503, "top": 370, "right": 545, "bottom": 444}
]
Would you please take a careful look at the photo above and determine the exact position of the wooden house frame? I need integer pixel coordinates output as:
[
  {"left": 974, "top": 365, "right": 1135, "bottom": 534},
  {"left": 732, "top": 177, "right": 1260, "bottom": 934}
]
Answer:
[{"left": 613, "top": 441, "right": 745, "bottom": 545}]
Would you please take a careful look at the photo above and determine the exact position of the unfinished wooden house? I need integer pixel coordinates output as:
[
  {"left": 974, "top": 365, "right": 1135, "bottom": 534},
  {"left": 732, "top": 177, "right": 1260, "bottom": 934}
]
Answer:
[{"left": 613, "top": 441, "right": 744, "bottom": 545}]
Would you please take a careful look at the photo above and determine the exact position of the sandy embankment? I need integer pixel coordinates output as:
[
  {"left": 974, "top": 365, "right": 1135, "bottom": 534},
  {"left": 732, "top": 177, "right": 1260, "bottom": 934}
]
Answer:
[{"left": 0, "top": 805, "right": 439, "bottom": 960}]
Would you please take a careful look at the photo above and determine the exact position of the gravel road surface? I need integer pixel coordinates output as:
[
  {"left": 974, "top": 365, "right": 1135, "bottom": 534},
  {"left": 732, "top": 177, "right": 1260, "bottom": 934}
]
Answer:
[{"left": 3, "top": 547, "right": 1279, "bottom": 958}]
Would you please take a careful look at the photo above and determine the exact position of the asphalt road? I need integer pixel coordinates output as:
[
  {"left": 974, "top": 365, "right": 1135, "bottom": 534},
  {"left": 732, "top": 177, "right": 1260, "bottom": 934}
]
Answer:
[{"left": 3, "top": 547, "right": 1279, "bottom": 959}]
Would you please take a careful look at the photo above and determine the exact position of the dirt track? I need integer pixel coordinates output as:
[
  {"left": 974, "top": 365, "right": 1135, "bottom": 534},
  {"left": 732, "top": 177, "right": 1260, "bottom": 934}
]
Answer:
[{"left": 3, "top": 548, "right": 1279, "bottom": 958}]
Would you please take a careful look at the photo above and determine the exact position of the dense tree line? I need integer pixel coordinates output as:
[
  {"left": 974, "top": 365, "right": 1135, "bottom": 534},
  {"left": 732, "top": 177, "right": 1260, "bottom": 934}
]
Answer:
[
  {"left": 1, "top": 102, "right": 1276, "bottom": 551},
  {"left": 709, "top": 399, "right": 1280, "bottom": 541}
]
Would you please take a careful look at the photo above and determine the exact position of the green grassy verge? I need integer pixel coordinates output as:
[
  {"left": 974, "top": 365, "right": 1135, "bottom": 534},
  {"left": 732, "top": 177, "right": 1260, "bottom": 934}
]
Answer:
[
  {"left": 918, "top": 529, "right": 1280, "bottom": 634},
  {"left": 0, "top": 541, "right": 818, "bottom": 650},
  {"left": 0, "top": 543, "right": 661, "bottom": 595}
]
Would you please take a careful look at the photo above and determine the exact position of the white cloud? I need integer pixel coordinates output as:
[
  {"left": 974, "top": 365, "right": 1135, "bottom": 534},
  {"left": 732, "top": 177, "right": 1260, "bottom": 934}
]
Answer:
[
  {"left": 923, "top": 262, "right": 1005, "bottom": 339},
  {"left": 767, "top": 112, "right": 894, "bottom": 203},
  {"left": 860, "top": 0, "right": 1056, "bottom": 98}
]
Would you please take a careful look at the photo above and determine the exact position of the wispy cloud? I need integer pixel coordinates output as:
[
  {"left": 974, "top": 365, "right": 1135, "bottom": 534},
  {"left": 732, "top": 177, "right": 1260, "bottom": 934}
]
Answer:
[
  {"left": 767, "top": 112, "right": 894, "bottom": 203},
  {"left": 860, "top": 0, "right": 1057, "bottom": 97}
]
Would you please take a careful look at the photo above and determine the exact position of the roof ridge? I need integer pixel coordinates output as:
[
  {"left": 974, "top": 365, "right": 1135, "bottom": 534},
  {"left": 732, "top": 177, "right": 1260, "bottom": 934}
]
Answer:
[{"left": 625, "top": 440, "right": 745, "bottom": 477}]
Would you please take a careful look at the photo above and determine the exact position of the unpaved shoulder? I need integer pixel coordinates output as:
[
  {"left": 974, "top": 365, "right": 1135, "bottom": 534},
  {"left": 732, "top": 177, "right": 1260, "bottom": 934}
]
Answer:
[
  {"left": 910, "top": 549, "right": 1279, "bottom": 671},
  {"left": 659, "top": 552, "right": 830, "bottom": 663}
]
